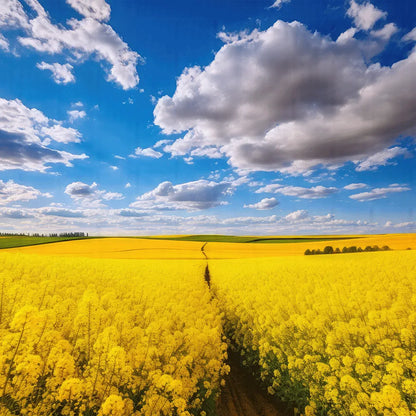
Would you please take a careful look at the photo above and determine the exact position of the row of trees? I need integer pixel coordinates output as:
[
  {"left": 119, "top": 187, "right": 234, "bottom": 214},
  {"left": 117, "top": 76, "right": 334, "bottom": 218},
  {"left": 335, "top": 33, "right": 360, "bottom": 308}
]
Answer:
[
  {"left": 0, "top": 232, "right": 88, "bottom": 237},
  {"left": 305, "top": 245, "right": 391, "bottom": 256}
]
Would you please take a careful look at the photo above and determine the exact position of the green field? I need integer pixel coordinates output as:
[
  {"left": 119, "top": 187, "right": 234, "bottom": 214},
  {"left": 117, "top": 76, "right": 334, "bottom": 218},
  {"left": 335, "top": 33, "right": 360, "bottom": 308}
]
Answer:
[{"left": 0, "top": 236, "right": 90, "bottom": 249}]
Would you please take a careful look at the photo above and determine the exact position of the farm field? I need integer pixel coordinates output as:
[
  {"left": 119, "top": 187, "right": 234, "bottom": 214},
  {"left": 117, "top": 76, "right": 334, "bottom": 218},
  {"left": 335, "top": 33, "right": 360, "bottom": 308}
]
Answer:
[
  {"left": 0, "top": 233, "right": 415, "bottom": 416},
  {"left": 0, "top": 253, "right": 228, "bottom": 416},
  {"left": 5, "top": 233, "right": 415, "bottom": 259},
  {"left": 0, "top": 236, "right": 90, "bottom": 249}
]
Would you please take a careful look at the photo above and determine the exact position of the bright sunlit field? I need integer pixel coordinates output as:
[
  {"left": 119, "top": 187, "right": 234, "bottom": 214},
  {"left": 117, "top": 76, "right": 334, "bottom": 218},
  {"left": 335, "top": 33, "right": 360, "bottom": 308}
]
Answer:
[{"left": 0, "top": 233, "right": 415, "bottom": 416}]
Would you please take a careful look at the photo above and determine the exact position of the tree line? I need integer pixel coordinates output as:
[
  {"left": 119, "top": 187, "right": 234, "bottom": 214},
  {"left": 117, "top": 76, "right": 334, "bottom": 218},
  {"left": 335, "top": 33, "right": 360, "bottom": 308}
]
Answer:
[
  {"left": 0, "top": 232, "right": 88, "bottom": 237},
  {"left": 305, "top": 245, "right": 391, "bottom": 256}
]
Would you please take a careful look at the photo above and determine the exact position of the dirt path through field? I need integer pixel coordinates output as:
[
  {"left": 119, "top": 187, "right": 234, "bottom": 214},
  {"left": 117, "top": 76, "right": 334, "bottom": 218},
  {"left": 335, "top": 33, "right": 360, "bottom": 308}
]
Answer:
[
  {"left": 201, "top": 243, "right": 292, "bottom": 416},
  {"left": 217, "top": 353, "right": 292, "bottom": 416}
]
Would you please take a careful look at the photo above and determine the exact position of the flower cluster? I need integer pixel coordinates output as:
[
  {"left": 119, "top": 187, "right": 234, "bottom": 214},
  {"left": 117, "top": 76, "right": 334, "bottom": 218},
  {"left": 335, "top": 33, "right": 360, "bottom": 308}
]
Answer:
[
  {"left": 211, "top": 250, "right": 416, "bottom": 415},
  {"left": 0, "top": 254, "right": 228, "bottom": 415}
]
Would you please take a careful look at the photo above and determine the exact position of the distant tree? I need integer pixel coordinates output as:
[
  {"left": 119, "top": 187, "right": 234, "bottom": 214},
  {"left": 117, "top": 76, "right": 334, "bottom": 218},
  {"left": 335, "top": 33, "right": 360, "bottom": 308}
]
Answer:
[
  {"left": 316, "top": 249, "right": 322, "bottom": 255},
  {"left": 349, "top": 246, "right": 357, "bottom": 253},
  {"left": 335, "top": 248, "right": 341, "bottom": 253},
  {"left": 382, "top": 245, "right": 390, "bottom": 251},
  {"left": 357, "top": 247, "right": 363, "bottom": 252},
  {"left": 342, "top": 247, "right": 348, "bottom": 253},
  {"left": 311, "top": 250, "right": 316, "bottom": 255},
  {"left": 365, "top": 246, "right": 372, "bottom": 252},
  {"left": 372, "top": 245, "right": 380, "bottom": 252},
  {"left": 304, "top": 249, "right": 311, "bottom": 256},
  {"left": 323, "top": 246, "right": 334, "bottom": 254}
]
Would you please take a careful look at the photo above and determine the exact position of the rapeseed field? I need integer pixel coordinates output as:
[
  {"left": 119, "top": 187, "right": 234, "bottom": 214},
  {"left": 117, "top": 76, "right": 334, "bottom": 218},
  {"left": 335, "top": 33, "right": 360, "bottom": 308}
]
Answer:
[
  {"left": 210, "top": 250, "right": 416, "bottom": 415},
  {"left": 1, "top": 234, "right": 416, "bottom": 415},
  {"left": 0, "top": 253, "right": 228, "bottom": 416}
]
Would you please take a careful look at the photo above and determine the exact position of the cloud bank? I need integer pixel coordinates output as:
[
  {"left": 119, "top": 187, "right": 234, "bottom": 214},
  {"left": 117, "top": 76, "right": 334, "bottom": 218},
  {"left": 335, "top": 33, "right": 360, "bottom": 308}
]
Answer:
[{"left": 155, "top": 17, "right": 416, "bottom": 174}]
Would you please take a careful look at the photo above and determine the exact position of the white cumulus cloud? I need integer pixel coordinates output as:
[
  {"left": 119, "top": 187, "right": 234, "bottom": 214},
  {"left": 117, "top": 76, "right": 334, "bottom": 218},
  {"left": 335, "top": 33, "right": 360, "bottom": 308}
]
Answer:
[
  {"left": 130, "top": 180, "right": 232, "bottom": 211},
  {"left": 347, "top": 0, "right": 387, "bottom": 31},
  {"left": 0, "top": 180, "right": 51, "bottom": 205},
  {"left": 355, "top": 147, "right": 410, "bottom": 171},
  {"left": 256, "top": 184, "right": 338, "bottom": 199},
  {"left": 349, "top": 184, "right": 410, "bottom": 201},
  {"left": 36, "top": 62, "right": 75, "bottom": 84},
  {"left": 0, "top": 97, "right": 87, "bottom": 171},
  {"left": 67, "top": 109, "right": 87, "bottom": 123},
  {"left": 131, "top": 147, "right": 163, "bottom": 159},
  {"left": 344, "top": 183, "right": 368, "bottom": 190},
  {"left": 66, "top": 0, "right": 111, "bottom": 22},
  {"left": 65, "top": 181, "right": 123, "bottom": 206},
  {"left": 1, "top": 0, "right": 140, "bottom": 89},
  {"left": 244, "top": 197, "right": 279, "bottom": 210},
  {"left": 154, "top": 19, "right": 416, "bottom": 174}
]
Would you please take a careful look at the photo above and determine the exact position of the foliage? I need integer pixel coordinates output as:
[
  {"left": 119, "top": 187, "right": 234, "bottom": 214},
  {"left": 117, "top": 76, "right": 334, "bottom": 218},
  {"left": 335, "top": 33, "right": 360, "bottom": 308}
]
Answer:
[{"left": 306, "top": 245, "right": 390, "bottom": 256}]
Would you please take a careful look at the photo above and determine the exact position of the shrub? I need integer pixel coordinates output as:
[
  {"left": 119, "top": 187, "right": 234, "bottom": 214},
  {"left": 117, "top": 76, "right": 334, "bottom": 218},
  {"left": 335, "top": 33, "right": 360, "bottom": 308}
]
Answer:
[{"left": 323, "top": 246, "right": 334, "bottom": 254}]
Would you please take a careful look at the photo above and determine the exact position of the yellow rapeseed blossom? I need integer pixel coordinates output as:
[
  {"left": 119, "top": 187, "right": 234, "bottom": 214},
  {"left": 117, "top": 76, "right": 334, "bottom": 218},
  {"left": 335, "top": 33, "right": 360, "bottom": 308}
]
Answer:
[
  {"left": 0, "top": 253, "right": 228, "bottom": 415},
  {"left": 210, "top": 250, "right": 416, "bottom": 415}
]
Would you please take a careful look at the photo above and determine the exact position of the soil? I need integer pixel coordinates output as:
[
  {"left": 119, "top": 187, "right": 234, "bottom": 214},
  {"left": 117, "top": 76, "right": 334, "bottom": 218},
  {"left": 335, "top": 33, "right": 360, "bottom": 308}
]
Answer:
[{"left": 216, "top": 353, "right": 294, "bottom": 416}]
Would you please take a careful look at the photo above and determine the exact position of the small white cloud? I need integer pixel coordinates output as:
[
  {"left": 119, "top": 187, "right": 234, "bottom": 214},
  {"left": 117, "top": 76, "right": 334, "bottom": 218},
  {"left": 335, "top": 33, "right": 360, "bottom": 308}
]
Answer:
[
  {"left": 36, "top": 62, "right": 75, "bottom": 84},
  {"left": 0, "top": 33, "right": 9, "bottom": 51},
  {"left": 344, "top": 183, "right": 368, "bottom": 190},
  {"left": 130, "top": 179, "right": 231, "bottom": 211},
  {"left": 67, "top": 109, "right": 86, "bottom": 123},
  {"left": 40, "top": 207, "right": 85, "bottom": 218},
  {"left": 41, "top": 125, "right": 81, "bottom": 143},
  {"left": 73, "top": 101, "right": 83, "bottom": 107},
  {"left": 270, "top": 0, "right": 291, "bottom": 8},
  {"left": 337, "top": 27, "right": 357, "bottom": 43},
  {"left": 371, "top": 23, "right": 398, "bottom": 40},
  {"left": 403, "top": 27, "right": 416, "bottom": 42},
  {"left": 125, "top": 182, "right": 131, "bottom": 188},
  {"left": 65, "top": 181, "right": 123, "bottom": 206},
  {"left": 256, "top": 184, "right": 338, "bottom": 199},
  {"left": 114, "top": 155, "right": 125, "bottom": 160},
  {"left": 350, "top": 184, "right": 410, "bottom": 201},
  {"left": 244, "top": 197, "right": 279, "bottom": 210},
  {"left": 66, "top": 0, "right": 111, "bottom": 22},
  {"left": 347, "top": 0, "right": 387, "bottom": 31},
  {"left": 109, "top": 165, "right": 118, "bottom": 171},
  {"left": 355, "top": 147, "right": 410, "bottom": 171},
  {"left": 131, "top": 147, "right": 163, "bottom": 159},
  {"left": 0, "top": 180, "right": 51, "bottom": 205},
  {"left": 284, "top": 209, "right": 309, "bottom": 222},
  {"left": 154, "top": 139, "right": 173, "bottom": 148}
]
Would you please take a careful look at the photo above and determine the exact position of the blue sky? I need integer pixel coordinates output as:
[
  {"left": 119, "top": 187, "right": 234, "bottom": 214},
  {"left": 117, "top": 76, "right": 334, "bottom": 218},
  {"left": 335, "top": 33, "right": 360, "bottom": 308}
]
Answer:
[{"left": 0, "top": 0, "right": 415, "bottom": 235}]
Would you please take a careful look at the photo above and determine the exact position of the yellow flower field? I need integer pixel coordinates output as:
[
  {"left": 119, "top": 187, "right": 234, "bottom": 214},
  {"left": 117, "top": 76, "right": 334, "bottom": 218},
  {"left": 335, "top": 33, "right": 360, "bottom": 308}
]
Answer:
[
  {"left": 6, "top": 233, "right": 415, "bottom": 260},
  {"left": 205, "top": 234, "right": 416, "bottom": 259},
  {"left": 3, "top": 238, "right": 204, "bottom": 260},
  {"left": 0, "top": 253, "right": 228, "bottom": 416},
  {"left": 1, "top": 233, "right": 416, "bottom": 415},
  {"left": 210, "top": 250, "right": 416, "bottom": 415}
]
